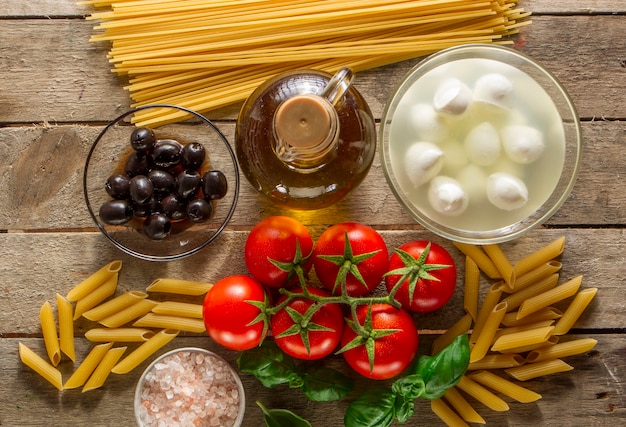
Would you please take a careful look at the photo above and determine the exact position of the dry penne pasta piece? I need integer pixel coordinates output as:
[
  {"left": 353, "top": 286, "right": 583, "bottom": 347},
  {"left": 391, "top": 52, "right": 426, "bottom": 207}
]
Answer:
[
  {"left": 463, "top": 256, "right": 480, "bottom": 321},
  {"left": 98, "top": 299, "right": 159, "bottom": 328},
  {"left": 432, "top": 315, "right": 472, "bottom": 355},
  {"left": 152, "top": 301, "right": 203, "bottom": 318},
  {"left": 511, "top": 261, "right": 562, "bottom": 292},
  {"left": 73, "top": 275, "right": 118, "bottom": 320},
  {"left": 500, "top": 274, "right": 559, "bottom": 312},
  {"left": 64, "top": 342, "right": 113, "bottom": 389},
  {"left": 18, "top": 342, "right": 63, "bottom": 391},
  {"left": 146, "top": 278, "right": 213, "bottom": 296},
  {"left": 82, "top": 291, "right": 148, "bottom": 321},
  {"left": 493, "top": 320, "right": 556, "bottom": 341},
  {"left": 469, "top": 370, "right": 542, "bottom": 403},
  {"left": 111, "top": 329, "right": 179, "bottom": 374},
  {"left": 552, "top": 288, "right": 597, "bottom": 335},
  {"left": 491, "top": 326, "right": 555, "bottom": 353},
  {"left": 457, "top": 375, "right": 510, "bottom": 412},
  {"left": 39, "top": 301, "right": 61, "bottom": 367},
  {"left": 85, "top": 328, "right": 155, "bottom": 342},
  {"left": 499, "top": 335, "right": 559, "bottom": 355},
  {"left": 512, "top": 237, "right": 565, "bottom": 278},
  {"left": 56, "top": 294, "right": 75, "bottom": 361},
  {"left": 526, "top": 338, "right": 598, "bottom": 363},
  {"left": 470, "top": 301, "right": 508, "bottom": 363},
  {"left": 505, "top": 359, "right": 573, "bottom": 381},
  {"left": 133, "top": 312, "right": 206, "bottom": 333},
  {"left": 516, "top": 275, "right": 582, "bottom": 320},
  {"left": 482, "top": 244, "right": 515, "bottom": 288},
  {"left": 66, "top": 260, "right": 122, "bottom": 301},
  {"left": 83, "top": 346, "right": 127, "bottom": 392},
  {"left": 431, "top": 398, "right": 469, "bottom": 427},
  {"left": 443, "top": 387, "right": 486, "bottom": 424},
  {"left": 453, "top": 242, "right": 502, "bottom": 279},
  {"left": 468, "top": 353, "right": 526, "bottom": 371},
  {"left": 470, "top": 282, "right": 504, "bottom": 345},
  {"left": 501, "top": 307, "right": 562, "bottom": 327}
]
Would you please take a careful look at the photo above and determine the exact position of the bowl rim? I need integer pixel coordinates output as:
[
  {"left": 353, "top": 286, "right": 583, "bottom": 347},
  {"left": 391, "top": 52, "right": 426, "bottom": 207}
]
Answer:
[
  {"left": 83, "top": 104, "right": 240, "bottom": 261},
  {"left": 380, "top": 43, "right": 583, "bottom": 244},
  {"left": 134, "top": 346, "right": 246, "bottom": 427}
]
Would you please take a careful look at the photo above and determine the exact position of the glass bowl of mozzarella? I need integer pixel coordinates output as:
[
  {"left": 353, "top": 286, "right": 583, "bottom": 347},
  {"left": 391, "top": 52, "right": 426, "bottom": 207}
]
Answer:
[{"left": 380, "top": 44, "right": 582, "bottom": 244}]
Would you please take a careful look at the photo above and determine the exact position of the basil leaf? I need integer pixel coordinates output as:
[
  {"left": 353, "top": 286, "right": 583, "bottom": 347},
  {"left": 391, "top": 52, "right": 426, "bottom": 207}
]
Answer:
[
  {"left": 301, "top": 366, "right": 354, "bottom": 402},
  {"left": 391, "top": 373, "right": 425, "bottom": 400},
  {"left": 257, "top": 401, "right": 312, "bottom": 427},
  {"left": 415, "top": 334, "right": 470, "bottom": 400},
  {"left": 344, "top": 388, "right": 396, "bottom": 427},
  {"left": 237, "top": 341, "right": 300, "bottom": 388},
  {"left": 394, "top": 393, "right": 415, "bottom": 424}
]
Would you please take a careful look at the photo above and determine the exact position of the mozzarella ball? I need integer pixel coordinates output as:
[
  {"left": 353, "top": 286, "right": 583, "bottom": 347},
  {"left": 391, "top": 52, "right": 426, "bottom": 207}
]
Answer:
[
  {"left": 464, "top": 122, "right": 501, "bottom": 166},
  {"left": 404, "top": 141, "right": 444, "bottom": 188},
  {"left": 457, "top": 164, "right": 488, "bottom": 202},
  {"left": 409, "top": 103, "right": 448, "bottom": 142},
  {"left": 487, "top": 173, "right": 528, "bottom": 211},
  {"left": 501, "top": 124, "right": 545, "bottom": 164},
  {"left": 474, "top": 73, "right": 513, "bottom": 111},
  {"left": 428, "top": 176, "right": 469, "bottom": 216},
  {"left": 440, "top": 139, "right": 468, "bottom": 175},
  {"left": 433, "top": 79, "right": 472, "bottom": 116}
]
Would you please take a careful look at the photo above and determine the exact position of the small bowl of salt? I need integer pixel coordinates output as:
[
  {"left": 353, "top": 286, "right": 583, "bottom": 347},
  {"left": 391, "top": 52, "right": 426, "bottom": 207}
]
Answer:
[{"left": 134, "top": 347, "right": 245, "bottom": 427}]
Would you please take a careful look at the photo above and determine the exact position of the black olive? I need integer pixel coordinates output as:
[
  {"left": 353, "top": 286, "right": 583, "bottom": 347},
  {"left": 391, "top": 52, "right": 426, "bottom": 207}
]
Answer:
[
  {"left": 181, "top": 142, "right": 206, "bottom": 171},
  {"left": 124, "top": 151, "right": 150, "bottom": 176},
  {"left": 148, "top": 169, "right": 175, "bottom": 195},
  {"left": 99, "top": 199, "right": 133, "bottom": 225},
  {"left": 105, "top": 174, "right": 130, "bottom": 199},
  {"left": 151, "top": 139, "right": 183, "bottom": 168},
  {"left": 129, "top": 175, "right": 154, "bottom": 205},
  {"left": 202, "top": 170, "right": 228, "bottom": 200},
  {"left": 130, "top": 127, "right": 156, "bottom": 153},
  {"left": 186, "top": 198, "right": 213, "bottom": 223},
  {"left": 161, "top": 193, "right": 187, "bottom": 220},
  {"left": 143, "top": 213, "right": 171, "bottom": 240},
  {"left": 133, "top": 195, "right": 160, "bottom": 218},
  {"left": 175, "top": 170, "right": 202, "bottom": 199}
]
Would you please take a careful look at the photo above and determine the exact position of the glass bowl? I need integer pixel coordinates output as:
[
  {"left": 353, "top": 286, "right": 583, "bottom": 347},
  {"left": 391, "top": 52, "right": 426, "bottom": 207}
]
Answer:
[
  {"left": 380, "top": 44, "right": 582, "bottom": 244},
  {"left": 134, "top": 347, "right": 245, "bottom": 427},
  {"left": 84, "top": 104, "right": 239, "bottom": 261}
]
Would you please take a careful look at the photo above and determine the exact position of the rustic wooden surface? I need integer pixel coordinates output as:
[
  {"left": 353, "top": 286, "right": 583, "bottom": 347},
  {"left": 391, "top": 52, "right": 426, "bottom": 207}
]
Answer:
[{"left": 1, "top": 1, "right": 625, "bottom": 426}]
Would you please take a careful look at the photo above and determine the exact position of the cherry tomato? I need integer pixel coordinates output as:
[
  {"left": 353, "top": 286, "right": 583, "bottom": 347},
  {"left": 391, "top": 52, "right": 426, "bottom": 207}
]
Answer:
[
  {"left": 340, "top": 303, "right": 418, "bottom": 380},
  {"left": 245, "top": 216, "right": 314, "bottom": 288},
  {"left": 202, "top": 275, "right": 268, "bottom": 351},
  {"left": 385, "top": 240, "right": 457, "bottom": 313},
  {"left": 271, "top": 287, "right": 344, "bottom": 360},
  {"left": 313, "top": 222, "right": 389, "bottom": 297}
]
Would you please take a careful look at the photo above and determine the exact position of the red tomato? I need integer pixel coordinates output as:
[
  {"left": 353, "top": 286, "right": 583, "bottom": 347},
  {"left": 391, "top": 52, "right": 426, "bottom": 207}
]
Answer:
[
  {"left": 271, "top": 287, "right": 344, "bottom": 360},
  {"left": 245, "top": 216, "right": 314, "bottom": 288},
  {"left": 385, "top": 240, "right": 457, "bottom": 313},
  {"left": 340, "top": 304, "right": 418, "bottom": 380},
  {"left": 313, "top": 222, "right": 389, "bottom": 297},
  {"left": 202, "top": 275, "right": 268, "bottom": 351}
]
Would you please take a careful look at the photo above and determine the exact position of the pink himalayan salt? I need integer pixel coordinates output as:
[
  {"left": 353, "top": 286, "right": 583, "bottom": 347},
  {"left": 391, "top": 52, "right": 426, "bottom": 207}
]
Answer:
[{"left": 136, "top": 350, "right": 242, "bottom": 427}]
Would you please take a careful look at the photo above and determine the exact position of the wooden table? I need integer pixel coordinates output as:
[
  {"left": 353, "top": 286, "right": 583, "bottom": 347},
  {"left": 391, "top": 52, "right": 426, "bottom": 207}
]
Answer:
[{"left": 1, "top": 1, "right": 624, "bottom": 425}]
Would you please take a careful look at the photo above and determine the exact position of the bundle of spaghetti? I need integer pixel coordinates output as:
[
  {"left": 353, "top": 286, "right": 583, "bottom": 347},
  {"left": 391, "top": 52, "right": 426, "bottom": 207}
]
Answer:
[{"left": 81, "top": 0, "right": 531, "bottom": 126}]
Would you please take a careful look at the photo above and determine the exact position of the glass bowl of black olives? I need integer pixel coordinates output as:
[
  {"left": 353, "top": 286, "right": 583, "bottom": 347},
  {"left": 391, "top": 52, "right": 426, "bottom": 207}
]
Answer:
[{"left": 83, "top": 104, "right": 240, "bottom": 261}]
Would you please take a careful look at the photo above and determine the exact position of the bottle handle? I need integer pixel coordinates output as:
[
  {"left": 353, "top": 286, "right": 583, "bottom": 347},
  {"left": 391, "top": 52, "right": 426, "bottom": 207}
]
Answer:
[{"left": 319, "top": 68, "right": 354, "bottom": 107}]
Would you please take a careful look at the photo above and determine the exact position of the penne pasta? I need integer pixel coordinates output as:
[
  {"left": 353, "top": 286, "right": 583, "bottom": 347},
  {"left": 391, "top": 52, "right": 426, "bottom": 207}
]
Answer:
[
  {"left": 498, "top": 336, "right": 559, "bottom": 355},
  {"left": 468, "top": 353, "right": 526, "bottom": 371},
  {"left": 491, "top": 326, "right": 555, "bottom": 353},
  {"left": 152, "top": 301, "right": 203, "bottom": 318},
  {"left": 470, "top": 282, "right": 504, "bottom": 345},
  {"left": 85, "top": 328, "right": 155, "bottom": 343},
  {"left": 56, "top": 294, "right": 76, "bottom": 361},
  {"left": 505, "top": 359, "right": 573, "bottom": 381},
  {"left": 552, "top": 288, "right": 597, "bottom": 335},
  {"left": 431, "top": 398, "right": 469, "bottom": 427},
  {"left": 500, "top": 274, "right": 559, "bottom": 312},
  {"left": 457, "top": 375, "right": 510, "bottom": 412},
  {"left": 443, "top": 387, "right": 486, "bottom": 424},
  {"left": 501, "top": 307, "right": 562, "bottom": 327},
  {"left": 526, "top": 338, "right": 598, "bottom": 363},
  {"left": 64, "top": 342, "right": 113, "bottom": 389},
  {"left": 83, "top": 291, "right": 149, "bottom": 321},
  {"left": 39, "top": 301, "right": 61, "bottom": 367},
  {"left": 512, "top": 237, "right": 565, "bottom": 278},
  {"left": 482, "top": 244, "right": 515, "bottom": 288},
  {"left": 432, "top": 316, "right": 472, "bottom": 356},
  {"left": 111, "top": 329, "right": 179, "bottom": 374},
  {"left": 146, "top": 278, "right": 213, "bottom": 296},
  {"left": 18, "top": 342, "right": 63, "bottom": 391},
  {"left": 83, "top": 346, "right": 127, "bottom": 392},
  {"left": 469, "top": 370, "right": 542, "bottom": 403},
  {"left": 98, "top": 299, "right": 159, "bottom": 328},
  {"left": 66, "top": 260, "right": 122, "bottom": 301},
  {"left": 453, "top": 242, "right": 502, "bottom": 279},
  {"left": 73, "top": 275, "right": 118, "bottom": 320},
  {"left": 133, "top": 313, "right": 206, "bottom": 333},
  {"left": 463, "top": 257, "right": 480, "bottom": 321},
  {"left": 493, "top": 320, "right": 556, "bottom": 341},
  {"left": 511, "top": 261, "right": 562, "bottom": 292},
  {"left": 516, "top": 275, "right": 582, "bottom": 320},
  {"left": 470, "top": 301, "right": 508, "bottom": 363}
]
